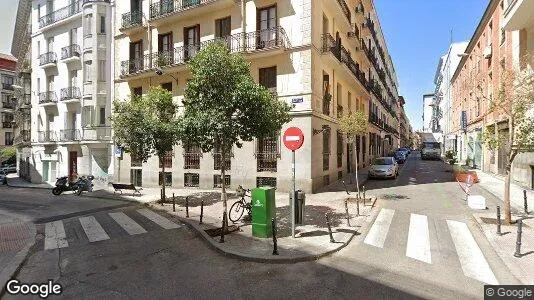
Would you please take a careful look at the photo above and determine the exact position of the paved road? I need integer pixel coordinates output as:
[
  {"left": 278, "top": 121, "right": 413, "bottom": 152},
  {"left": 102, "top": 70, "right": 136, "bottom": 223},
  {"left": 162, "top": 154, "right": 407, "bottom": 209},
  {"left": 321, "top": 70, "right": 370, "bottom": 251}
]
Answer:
[{"left": 1, "top": 154, "right": 522, "bottom": 299}]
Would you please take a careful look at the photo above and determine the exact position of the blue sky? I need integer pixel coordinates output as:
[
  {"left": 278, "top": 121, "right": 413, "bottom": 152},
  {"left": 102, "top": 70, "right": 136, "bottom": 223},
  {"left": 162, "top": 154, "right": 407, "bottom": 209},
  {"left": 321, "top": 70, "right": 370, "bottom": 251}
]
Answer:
[
  {"left": 0, "top": 0, "right": 488, "bottom": 131},
  {"left": 375, "top": 0, "right": 488, "bottom": 131}
]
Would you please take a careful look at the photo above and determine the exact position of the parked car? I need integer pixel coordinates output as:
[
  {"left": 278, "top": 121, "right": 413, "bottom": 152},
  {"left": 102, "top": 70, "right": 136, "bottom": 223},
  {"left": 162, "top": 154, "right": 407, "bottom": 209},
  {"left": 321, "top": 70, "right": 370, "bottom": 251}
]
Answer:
[
  {"left": 397, "top": 148, "right": 410, "bottom": 157},
  {"left": 0, "top": 164, "right": 16, "bottom": 174},
  {"left": 0, "top": 170, "right": 7, "bottom": 185},
  {"left": 368, "top": 157, "right": 399, "bottom": 179},
  {"left": 395, "top": 151, "right": 407, "bottom": 164}
]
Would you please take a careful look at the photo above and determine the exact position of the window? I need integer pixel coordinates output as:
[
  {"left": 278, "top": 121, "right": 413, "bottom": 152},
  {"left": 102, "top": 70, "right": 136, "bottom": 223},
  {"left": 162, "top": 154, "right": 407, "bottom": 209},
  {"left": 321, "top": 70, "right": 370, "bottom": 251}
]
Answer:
[
  {"left": 256, "top": 177, "right": 276, "bottom": 189},
  {"left": 98, "top": 60, "right": 106, "bottom": 82},
  {"left": 129, "top": 40, "right": 143, "bottom": 72},
  {"left": 159, "top": 172, "right": 172, "bottom": 186},
  {"left": 184, "top": 25, "right": 200, "bottom": 60},
  {"left": 323, "top": 127, "right": 331, "bottom": 171},
  {"left": 161, "top": 82, "right": 172, "bottom": 92},
  {"left": 213, "top": 175, "right": 231, "bottom": 188},
  {"left": 47, "top": 37, "right": 54, "bottom": 52},
  {"left": 159, "top": 151, "right": 172, "bottom": 168},
  {"left": 69, "top": 70, "right": 78, "bottom": 87},
  {"left": 47, "top": 76, "right": 54, "bottom": 92},
  {"left": 259, "top": 66, "right": 277, "bottom": 94},
  {"left": 100, "top": 15, "right": 105, "bottom": 34},
  {"left": 84, "top": 61, "right": 92, "bottom": 82},
  {"left": 84, "top": 14, "right": 92, "bottom": 37},
  {"left": 37, "top": 4, "right": 41, "bottom": 20},
  {"left": 257, "top": 5, "right": 277, "bottom": 48},
  {"left": 183, "top": 144, "right": 201, "bottom": 169},
  {"left": 99, "top": 107, "right": 106, "bottom": 125},
  {"left": 132, "top": 87, "right": 142, "bottom": 97},
  {"left": 37, "top": 41, "right": 40, "bottom": 57},
  {"left": 70, "top": 28, "right": 77, "bottom": 45},
  {"left": 213, "top": 141, "right": 231, "bottom": 170},
  {"left": 184, "top": 173, "right": 199, "bottom": 187},
  {"left": 500, "top": 28, "right": 506, "bottom": 45},
  {"left": 5, "top": 132, "right": 13, "bottom": 145},
  {"left": 337, "top": 130, "right": 343, "bottom": 168},
  {"left": 256, "top": 135, "right": 279, "bottom": 172},
  {"left": 348, "top": 91, "right": 352, "bottom": 113},
  {"left": 82, "top": 106, "right": 93, "bottom": 126},
  {"left": 215, "top": 16, "right": 231, "bottom": 38},
  {"left": 130, "top": 169, "right": 142, "bottom": 186},
  {"left": 158, "top": 32, "right": 173, "bottom": 66}
]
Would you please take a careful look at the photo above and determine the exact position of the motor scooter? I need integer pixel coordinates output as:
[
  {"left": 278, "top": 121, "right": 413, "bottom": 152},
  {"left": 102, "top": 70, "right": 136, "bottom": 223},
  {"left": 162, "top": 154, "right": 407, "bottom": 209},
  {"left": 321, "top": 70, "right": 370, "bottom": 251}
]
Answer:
[
  {"left": 75, "top": 175, "right": 95, "bottom": 196},
  {"left": 52, "top": 176, "right": 79, "bottom": 195}
]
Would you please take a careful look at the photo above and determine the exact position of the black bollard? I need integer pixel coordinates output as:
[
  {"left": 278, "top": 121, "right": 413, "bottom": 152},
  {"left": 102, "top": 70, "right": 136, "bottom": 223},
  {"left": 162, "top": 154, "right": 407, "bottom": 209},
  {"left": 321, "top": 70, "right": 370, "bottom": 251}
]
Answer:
[
  {"left": 220, "top": 212, "right": 227, "bottom": 243},
  {"left": 524, "top": 190, "right": 528, "bottom": 214},
  {"left": 200, "top": 200, "right": 204, "bottom": 225},
  {"left": 272, "top": 218, "right": 279, "bottom": 255},
  {"left": 372, "top": 196, "right": 377, "bottom": 208},
  {"left": 363, "top": 185, "right": 366, "bottom": 201},
  {"left": 342, "top": 180, "right": 350, "bottom": 195},
  {"left": 496, "top": 205, "right": 501, "bottom": 235},
  {"left": 173, "top": 193, "right": 176, "bottom": 212},
  {"left": 186, "top": 196, "right": 189, "bottom": 218},
  {"left": 356, "top": 198, "right": 360, "bottom": 216},
  {"left": 514, "top": 219, "right": 523, "bottom": 257},
  {"left": 325, "top": 213, "right": 335, "bottom": 243},
  {"left": 345, "top": 199, "right": 351, "bottom": 226}
]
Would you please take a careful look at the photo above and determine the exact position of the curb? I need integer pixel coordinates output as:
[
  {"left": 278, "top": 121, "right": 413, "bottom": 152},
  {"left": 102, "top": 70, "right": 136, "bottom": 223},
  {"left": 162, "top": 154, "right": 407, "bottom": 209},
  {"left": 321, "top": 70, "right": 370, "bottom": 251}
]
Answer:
[
  {"left": 0, "top": 224, "right": 37, "bottom": 298},
  {"left": 147, "top": 202, "right": 376, "bottom": 264}
]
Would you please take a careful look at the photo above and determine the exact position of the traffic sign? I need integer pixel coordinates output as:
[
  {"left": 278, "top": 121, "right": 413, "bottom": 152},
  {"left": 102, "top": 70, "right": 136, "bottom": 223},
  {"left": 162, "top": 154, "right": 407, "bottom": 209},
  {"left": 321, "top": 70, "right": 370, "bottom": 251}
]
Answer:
[{"left": 283, "top": 127, "right": 304, "bottom": 151}]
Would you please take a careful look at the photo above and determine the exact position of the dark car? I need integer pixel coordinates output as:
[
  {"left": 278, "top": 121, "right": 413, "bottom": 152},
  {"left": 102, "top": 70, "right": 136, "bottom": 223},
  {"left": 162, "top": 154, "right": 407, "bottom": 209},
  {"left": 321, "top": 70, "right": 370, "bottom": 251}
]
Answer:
[{"left": 395, "top": 151, "right": 406, "bottom": 164}]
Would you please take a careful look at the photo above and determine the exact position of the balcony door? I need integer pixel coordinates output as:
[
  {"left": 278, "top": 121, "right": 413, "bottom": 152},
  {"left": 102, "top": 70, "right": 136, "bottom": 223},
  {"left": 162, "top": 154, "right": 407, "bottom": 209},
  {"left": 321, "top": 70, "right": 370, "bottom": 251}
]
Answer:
[
  {"left": 184, "top": 25, "right": 200, "bottom": 60},
  {"left": 158, "top": 32, "right": 173, "bottom": 66},
  {"left": 215, "top": 17, "right": 232, "bottom": 50},
  {"left": 259, "top": 66, "right": 277, "bottom": 95},
  {"left": 257, "top": 5, "right": 277, "bottom": 49},
  {"left": 131, "top": 0, "right": 142, "bottom": 13},
  {"left": 129, "top": 40, "right": 143, "bottom": 72},
  {"left": 70, "top": 28, "right": 77, "bottom": 46}
]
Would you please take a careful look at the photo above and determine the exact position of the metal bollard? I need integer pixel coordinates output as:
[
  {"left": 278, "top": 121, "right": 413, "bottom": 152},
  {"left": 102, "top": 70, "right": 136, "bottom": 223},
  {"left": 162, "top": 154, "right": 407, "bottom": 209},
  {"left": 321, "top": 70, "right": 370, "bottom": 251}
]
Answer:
[
  {"left": 363, "top": 186, "right": 366, "bottom": 201},
  {"left": 524, "top": 190, "right": 528, "bottom": 214},
  {"left": 356, "top": 197, "right": 360, "bottom": 216},
  {"left": 325, "top": 213, "right": 335, "bottom": 243},
  {"left": 219, "top": 212, "right": 227, "bottom": 243},
  {"left": 342, "top": 180, "right": 350, "bottom": 195},
  {"left": 372, "top": 196, "right": 377, "bottom": 208},
  {"left": 272, "top": 218, "right": 279, "bottom": 255},
  {"left": 345, "top": 199, "right": 351, "bottom": 226},
  {"left": 496, "top": 205, "right": 501, "bottom": 235},
  {"left": 186, "top": 196, "right": 189, "bottom": 218},
  {"left": 173, "top": 193, "right": 176, "bottom": 212},
  {"left": 514, "top": 219, "right": 523, "bottom": 257},
  {"left": 200, "top": 200, "right": 204, "bottom": 225}
]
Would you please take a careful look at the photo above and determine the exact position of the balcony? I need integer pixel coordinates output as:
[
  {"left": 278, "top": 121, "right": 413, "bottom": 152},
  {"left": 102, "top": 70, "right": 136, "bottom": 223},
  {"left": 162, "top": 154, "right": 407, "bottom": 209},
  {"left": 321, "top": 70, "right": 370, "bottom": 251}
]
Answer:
[
  {"left": 60, "top": 87, "right": 81, "bottom": 103},
  {"left": 13, "top": 130, "right": 30, "bottom": 145},
  {"left": 2, "top": 83, "right": 14, "bottom": 91},
  {"left": 15, "top": 94, "right": 31, "bottom": 109},
  {"left": 37, "top": 131, "right": 58, "bottom": 143},
  {"left": 120, "top": 28, "right": 289, "bottom": 78},
  {"left": 39, "top": 1, "right": 81, "bottom": 29},
  {"left": 2, "top": 121, "right": 13, "bottom": 128},
  {"left": 503, "top": 0, "right": 534, "bottom": 31},
  {"left": 61, "top": 45, "right": 81, "bottom": 62},
  {"left": 82, "top": 126, "right": 112, "bottom": 141},
  {"left": 347, "top": 24, "right": 360, "bottom": 39},
  {"left": 38, "top": 91, "right": 58, "bottom": 106},
  {"left": 59, "top": 129, "right": 81, "bottom": 142},
  {"left": 120, "top": 11, "right": 143, "bottom": 35},
  {"left": 39, "top": 52, "right": 57, "bottom": 68},
  {"left": 2, "top": 101, "right": 16, "bottom": 111},
  {"left": 335, "top": 0, "right": 351, "bottom": 23},
  {"left": 323, "top": 95, "right": 331, "bottom": 116},
  {"left": 149, "top": 0, "right": 234, "bottom": 26},
  {"left": 337, "top": 105, "right": 344, "bottom": 118}
]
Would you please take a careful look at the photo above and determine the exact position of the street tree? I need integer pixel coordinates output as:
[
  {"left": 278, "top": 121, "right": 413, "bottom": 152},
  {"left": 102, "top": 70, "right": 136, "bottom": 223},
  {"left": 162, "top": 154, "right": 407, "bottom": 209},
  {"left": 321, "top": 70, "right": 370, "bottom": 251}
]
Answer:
[
  {"left": 339, "top": 110, "right": 368, "bottom": 195},
  {"left": 112, "top": 86, "right": 181, "bottom": 201},
  {"left": 482, "top": 54, "right": 534, "bottom": 223},
  {"left": 180, "top": 42, "right": 292, "bottom": 241}
]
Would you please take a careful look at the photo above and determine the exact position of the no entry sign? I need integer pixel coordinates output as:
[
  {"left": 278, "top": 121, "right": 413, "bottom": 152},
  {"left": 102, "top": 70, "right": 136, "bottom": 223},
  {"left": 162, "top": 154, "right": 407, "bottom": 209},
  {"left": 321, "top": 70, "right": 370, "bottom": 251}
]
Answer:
[{"left": 283, "top": 127, "right": 304, "bottom": 151}]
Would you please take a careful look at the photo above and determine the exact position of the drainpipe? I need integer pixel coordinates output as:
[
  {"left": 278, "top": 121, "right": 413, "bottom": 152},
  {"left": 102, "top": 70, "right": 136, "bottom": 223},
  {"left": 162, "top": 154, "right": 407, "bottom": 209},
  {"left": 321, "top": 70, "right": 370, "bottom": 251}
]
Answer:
[{"left": 241, "top": 0, "right": 246, "bottom": 51}]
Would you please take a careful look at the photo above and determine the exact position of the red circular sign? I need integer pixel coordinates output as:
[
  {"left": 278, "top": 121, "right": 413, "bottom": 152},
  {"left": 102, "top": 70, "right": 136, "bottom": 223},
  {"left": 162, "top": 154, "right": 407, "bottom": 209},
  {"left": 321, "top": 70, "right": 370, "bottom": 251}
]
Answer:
[{"left": 283, "top": 127, "right": 304, "bottom": 151}]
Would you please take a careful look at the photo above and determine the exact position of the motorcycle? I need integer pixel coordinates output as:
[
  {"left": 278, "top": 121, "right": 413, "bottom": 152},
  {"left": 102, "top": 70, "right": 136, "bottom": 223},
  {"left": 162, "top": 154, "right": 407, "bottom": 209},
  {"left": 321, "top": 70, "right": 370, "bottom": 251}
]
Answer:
[
  {"left": 52, "top": 176, "right": 80, "bottom": 195},
  {"left": 74, "top": 175, "right": 94, "bottom": 196}
]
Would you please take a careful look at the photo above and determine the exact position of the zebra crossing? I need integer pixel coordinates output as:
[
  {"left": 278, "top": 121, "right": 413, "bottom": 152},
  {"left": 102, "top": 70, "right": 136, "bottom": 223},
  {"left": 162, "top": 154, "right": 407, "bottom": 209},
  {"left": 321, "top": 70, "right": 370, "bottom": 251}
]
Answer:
[
  {"left": 362, "top": 208, "right": 499, "bottom": 285},
  {"left": 43, "top": 209, "right": 181, "bottom": 251}
]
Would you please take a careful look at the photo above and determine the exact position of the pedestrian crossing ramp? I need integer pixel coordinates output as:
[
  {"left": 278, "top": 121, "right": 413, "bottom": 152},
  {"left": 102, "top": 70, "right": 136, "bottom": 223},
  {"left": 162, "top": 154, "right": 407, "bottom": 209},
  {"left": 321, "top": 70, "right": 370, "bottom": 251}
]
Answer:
[
  {"left": 44, "top": 209, "right": 181, "bottom": 251},
  {"left": 363, "top": 208, "right": 499, "bottom": 285}
]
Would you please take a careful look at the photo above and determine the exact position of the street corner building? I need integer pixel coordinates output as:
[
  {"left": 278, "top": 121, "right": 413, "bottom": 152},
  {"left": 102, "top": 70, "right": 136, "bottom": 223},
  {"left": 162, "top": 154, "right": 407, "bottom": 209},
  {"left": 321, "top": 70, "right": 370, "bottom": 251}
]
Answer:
[
  {"left": 0, "top": 54, "right": 17, "bottom": 156},
  {"left": 449, "top": 0, "right": 534, "bottom": 189},
  {"left": 12, "top": 0, "right": 410, "bottom": 194}
]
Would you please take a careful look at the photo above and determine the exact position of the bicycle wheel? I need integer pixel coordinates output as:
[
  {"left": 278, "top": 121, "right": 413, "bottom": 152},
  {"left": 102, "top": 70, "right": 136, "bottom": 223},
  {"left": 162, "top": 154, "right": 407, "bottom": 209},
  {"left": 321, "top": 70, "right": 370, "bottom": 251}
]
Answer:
[{"left": 229, "top": 201, "right": 245, "bottom": 223}]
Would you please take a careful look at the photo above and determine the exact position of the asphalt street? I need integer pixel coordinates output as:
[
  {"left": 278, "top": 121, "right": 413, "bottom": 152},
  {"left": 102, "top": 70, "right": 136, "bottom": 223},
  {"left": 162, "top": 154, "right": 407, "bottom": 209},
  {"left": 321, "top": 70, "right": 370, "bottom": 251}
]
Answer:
[{"left": 0, "top": 153, "right": 521, "bottom": 299}]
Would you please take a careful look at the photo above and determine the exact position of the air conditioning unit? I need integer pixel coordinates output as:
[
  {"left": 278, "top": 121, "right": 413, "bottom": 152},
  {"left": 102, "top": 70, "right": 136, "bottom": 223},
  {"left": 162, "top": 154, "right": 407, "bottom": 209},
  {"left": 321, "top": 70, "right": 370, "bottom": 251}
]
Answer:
[{"left": 483, "top": 44, "right": 492, "bottom": 59}]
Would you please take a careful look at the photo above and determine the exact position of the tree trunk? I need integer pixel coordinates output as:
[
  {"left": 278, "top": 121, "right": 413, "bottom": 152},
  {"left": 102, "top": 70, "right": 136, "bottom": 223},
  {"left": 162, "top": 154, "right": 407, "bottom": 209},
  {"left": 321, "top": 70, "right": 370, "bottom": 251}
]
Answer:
[
  {"left": 220, "top": 147, "right": 228, "bottom": 234},
  {"left": 161, "top": 157, "right": 166, "bottom": 205},
  {"left": 354, "top": 135, "right": 360, "bottom": 195}
]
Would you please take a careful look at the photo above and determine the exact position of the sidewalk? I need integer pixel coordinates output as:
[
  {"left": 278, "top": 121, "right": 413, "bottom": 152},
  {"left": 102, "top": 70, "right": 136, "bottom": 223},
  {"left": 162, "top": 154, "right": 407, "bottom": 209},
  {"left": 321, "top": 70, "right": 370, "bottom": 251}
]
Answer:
[
  {"left": 475, "top": 169, "right": 533, "bottom": 213},
  {"left": 5, "top": 174, "right": 52, "bottom": 189}
]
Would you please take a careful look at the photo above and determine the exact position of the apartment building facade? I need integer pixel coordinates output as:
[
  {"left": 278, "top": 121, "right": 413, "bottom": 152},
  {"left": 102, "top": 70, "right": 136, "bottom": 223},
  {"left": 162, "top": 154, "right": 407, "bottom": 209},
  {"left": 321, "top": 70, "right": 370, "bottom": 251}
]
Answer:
[
  {"left": 28, "top": 0, "right": 114, "bottom": 185},
  {"left": 0, "top": 55, "right": 17, "bottom": 156},
  {"left": 397, "top": 96, "right": 410, "bottom": 147},
  {"left": 450, "top": 0, "right": 534, "bottom": 188},
  {"left": 421, "top": 93, "right": 435, "bottom": 133},
  {"left": 114, "top": 0, "right": 401, "bottom": 193}
]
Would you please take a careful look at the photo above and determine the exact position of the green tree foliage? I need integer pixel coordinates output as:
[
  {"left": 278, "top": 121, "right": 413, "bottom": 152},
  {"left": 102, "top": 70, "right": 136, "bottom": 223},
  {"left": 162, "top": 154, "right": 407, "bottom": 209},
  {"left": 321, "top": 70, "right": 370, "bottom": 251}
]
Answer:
[
  {"left": 338, "top": 111, "right": 368, "bottom": 193},
  {"left": 0, "top": 146, "right": 16, "bottom": 162},
  {"left": 112, "top": 86, "right": 181, "bottom": 199},
  {"left": 180, "top": 42, "right": 292, "bottom": 236}
]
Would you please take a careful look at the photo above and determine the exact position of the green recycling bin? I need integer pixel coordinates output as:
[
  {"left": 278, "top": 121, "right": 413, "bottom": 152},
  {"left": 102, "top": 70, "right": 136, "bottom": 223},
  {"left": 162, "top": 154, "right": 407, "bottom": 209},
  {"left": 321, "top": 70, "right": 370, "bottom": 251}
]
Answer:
[{"left": 251, "top": 187, "right": 276, "bottom": 238}]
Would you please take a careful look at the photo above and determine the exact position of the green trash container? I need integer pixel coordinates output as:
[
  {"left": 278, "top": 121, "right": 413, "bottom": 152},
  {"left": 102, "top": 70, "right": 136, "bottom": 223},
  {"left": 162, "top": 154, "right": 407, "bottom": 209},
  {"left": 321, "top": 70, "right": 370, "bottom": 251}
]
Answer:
[{"left": 251, "top": 187, "right": 276, "bottom": 238}]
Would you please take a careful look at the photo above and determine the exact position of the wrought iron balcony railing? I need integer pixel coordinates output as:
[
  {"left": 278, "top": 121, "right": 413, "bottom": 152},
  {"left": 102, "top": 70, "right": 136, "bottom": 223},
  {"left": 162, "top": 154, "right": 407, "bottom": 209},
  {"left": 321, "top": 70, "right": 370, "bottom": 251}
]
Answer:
[
  {"left": 39, "top": 1, "right": 81, "bottom": 28},
  {"left": 2, "top": 101, "right": 16, "bottom": 109},
  {"left": 38, "top": 91, "right": 58, "bottom": 104},
  {"left": 183, "top": 153, "right": 201, "bottom": 169},
  {"left": 37, "top": 130, "right": 58, "bottom": 143},
  {"left": 60, "top": 129, "right": 81, "bottom": 142},
  {"left": 2, "top": 83, "right": 14, "bottom": 91},
  {"left": 60, "top": 87, "right": 81, "bottom": 101},
  {"left": 82, "top": 126, "right": 112, "bottom": 141},
  {"left": 150, "top": 0, "right": 219, "bottom": 20},
  {"left": 336, "top": 0, "right": 351, "bottom": 23},
  {"left": 39, "top": 52, "right": 57, "bottom": 66},
  {"left": 256, "top": 152, "right": 278, "bottom": 172},
  {"left": 121, "top": 10, "right": 143, "bottom": 29},
  {"left": 61, "top": 44, "right": 81, "bottom": 60}
]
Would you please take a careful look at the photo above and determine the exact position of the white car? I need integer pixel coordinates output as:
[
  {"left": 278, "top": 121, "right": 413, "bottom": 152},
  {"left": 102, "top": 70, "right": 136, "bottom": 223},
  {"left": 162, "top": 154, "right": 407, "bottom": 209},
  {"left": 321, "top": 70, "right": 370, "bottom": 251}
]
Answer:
[{"left": 368, "top": 157, "right": 399, "bottom": 179}]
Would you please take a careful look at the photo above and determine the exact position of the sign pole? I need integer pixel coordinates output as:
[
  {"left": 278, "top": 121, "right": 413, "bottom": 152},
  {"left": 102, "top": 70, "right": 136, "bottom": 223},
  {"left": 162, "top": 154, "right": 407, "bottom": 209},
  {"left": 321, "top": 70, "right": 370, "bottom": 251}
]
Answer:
[{"left": 292, "top": 150, "right": 295, "bottom": 238}]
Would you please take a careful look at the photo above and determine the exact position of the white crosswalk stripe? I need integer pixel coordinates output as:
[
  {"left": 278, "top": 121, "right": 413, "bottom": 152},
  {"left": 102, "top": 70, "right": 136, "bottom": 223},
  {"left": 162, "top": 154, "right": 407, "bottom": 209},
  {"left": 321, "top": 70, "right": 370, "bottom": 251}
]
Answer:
[
  {"left": 79, "top": 216, "right": 110, "bottom": 242},
  {"left": 109, "top": 212, "right": 147, "bottom": 235},
  {"left": 364, "top": 208, "right": 395, "bottom": 248},
  {"left": 446, "top": 220, "right": 498, "bottom": 285},
  {"left": 44, "top": 221, "right": 69, "bottom": 250},
  {"left": 137, "top": 209, "right": 180, "bottom": 229},
  {"left": 406, "top": 214, "right": 431, "bottom": 263}
]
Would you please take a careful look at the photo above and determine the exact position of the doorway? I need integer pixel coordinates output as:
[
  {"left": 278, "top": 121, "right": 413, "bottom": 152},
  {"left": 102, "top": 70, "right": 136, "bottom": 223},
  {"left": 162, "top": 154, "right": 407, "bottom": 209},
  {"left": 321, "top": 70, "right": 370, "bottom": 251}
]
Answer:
[{"left": 69, "top": 151, "right": 77, "bottom": 182}]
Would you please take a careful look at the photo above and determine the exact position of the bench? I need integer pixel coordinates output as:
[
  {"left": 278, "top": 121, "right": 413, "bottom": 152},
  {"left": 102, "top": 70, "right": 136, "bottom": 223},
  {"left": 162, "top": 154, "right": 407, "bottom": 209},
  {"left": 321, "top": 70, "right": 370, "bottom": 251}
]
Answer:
[{"left": 112, "top": 183, "right": 143, "bottom": 196}]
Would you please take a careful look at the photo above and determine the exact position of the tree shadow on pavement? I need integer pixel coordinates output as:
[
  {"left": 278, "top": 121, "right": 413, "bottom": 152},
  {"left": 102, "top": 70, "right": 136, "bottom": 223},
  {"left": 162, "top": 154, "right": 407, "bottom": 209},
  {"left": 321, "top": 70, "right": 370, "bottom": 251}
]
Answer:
[
  {"left": 163, "top": 192, "right": 238, "bottom": 207},
  {"left": 275, "top": 205, "right": 345, "bottom": 238}
]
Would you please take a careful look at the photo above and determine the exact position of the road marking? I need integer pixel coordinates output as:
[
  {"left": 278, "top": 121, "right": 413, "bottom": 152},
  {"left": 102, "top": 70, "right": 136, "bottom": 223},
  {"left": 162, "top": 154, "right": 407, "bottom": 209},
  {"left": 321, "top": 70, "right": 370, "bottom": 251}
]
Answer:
[
  {"left": 406, "top": 214, "right": 431, "bottom": 263},
  {"left": 79, "top": 216, "right": 110, "bottom": 242},
  {"left": 364, "top": 208, "right": 395, "bottom": 248},
  {"left": 137, "top": 209, "right": 180, "bottom": 230},
  {"left": 447, "top": 220, "right": 498, "bottom": 285},
  {"left": 109, "top": 212, "right": 147, "bottom": 235},
  {"left": 44, "top": 221, "right": 69, "bottom": 250}
]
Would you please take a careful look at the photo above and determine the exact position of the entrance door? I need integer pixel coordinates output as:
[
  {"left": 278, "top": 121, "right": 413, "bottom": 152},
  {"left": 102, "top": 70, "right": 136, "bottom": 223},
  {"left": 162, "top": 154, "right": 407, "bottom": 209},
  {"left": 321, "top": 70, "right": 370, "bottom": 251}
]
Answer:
[
  {"left": 43, "top": 162, "right": 49, "bottom": 182},
  {"left": 69, "top": 151, "right": 77, "bottom": 182},
  {"left": 346, "top": 143, "right": 352, "bottom": 174}
]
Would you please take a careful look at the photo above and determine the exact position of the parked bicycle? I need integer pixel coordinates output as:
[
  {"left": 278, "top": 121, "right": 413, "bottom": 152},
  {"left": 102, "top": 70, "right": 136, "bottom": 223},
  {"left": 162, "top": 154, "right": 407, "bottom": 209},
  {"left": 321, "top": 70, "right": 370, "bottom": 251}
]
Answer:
[{"left": 229, "top": 185, "right": 251, "bottom": 223}]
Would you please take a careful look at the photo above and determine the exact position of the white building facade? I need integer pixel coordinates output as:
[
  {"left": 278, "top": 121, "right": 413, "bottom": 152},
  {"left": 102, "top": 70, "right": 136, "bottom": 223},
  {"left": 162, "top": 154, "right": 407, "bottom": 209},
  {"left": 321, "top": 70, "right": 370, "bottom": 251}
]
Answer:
[
  {"left": 29, "top": 0, "right": 114, "bottom": 185},
  {"left": 421, "top": 93, "right": 434, "bottom": 133}
]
